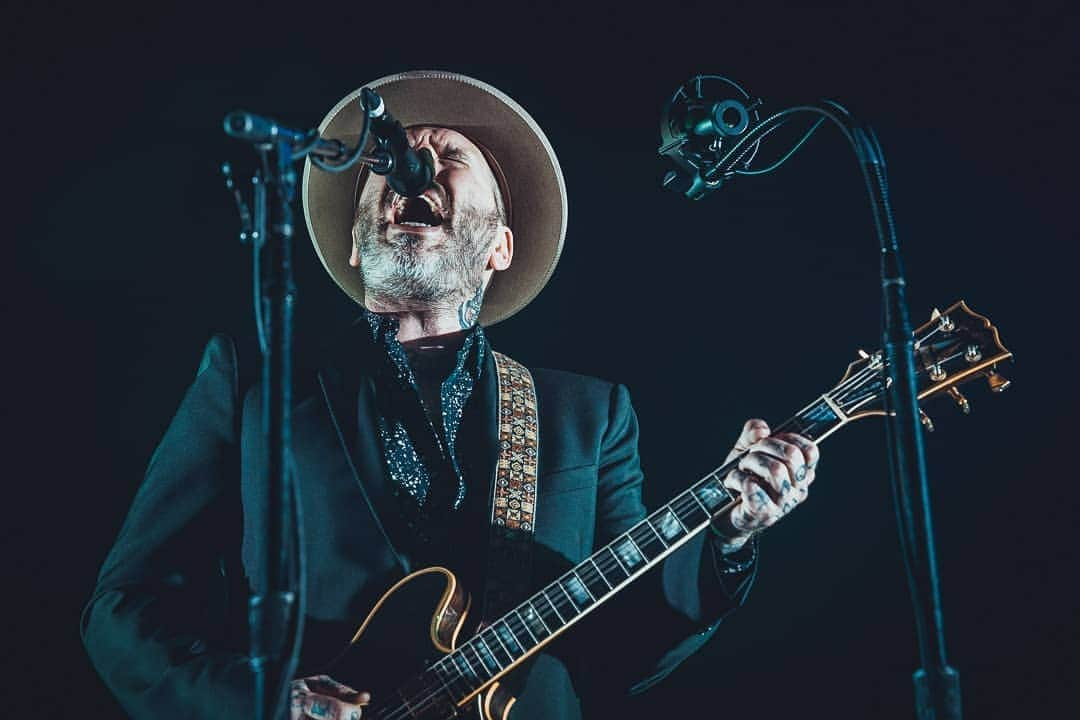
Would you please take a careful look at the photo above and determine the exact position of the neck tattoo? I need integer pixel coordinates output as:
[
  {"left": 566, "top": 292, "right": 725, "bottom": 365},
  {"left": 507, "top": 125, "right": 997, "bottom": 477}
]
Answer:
[{"left": 457, "top": 285, "right": 484, "bottom": 329}]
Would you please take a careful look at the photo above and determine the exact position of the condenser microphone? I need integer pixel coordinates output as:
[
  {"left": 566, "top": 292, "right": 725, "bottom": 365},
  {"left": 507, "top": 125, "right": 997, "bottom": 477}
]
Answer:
[{"left": 365, "top": 89, "right": 435, "bottom": 197}]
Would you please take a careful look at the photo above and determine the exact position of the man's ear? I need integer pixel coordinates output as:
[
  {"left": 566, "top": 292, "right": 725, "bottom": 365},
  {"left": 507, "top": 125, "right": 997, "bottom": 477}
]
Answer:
[{"left": 487, "top": 226, "right": 513, "bottom": 271}]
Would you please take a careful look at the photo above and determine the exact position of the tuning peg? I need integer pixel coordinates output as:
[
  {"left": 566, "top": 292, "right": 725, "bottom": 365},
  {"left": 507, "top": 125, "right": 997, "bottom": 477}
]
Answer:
[
  {"left": 929, "top": 308, "right": 955, "bottom": 332},
  {"left": 919, "top": 409, "right": 935, "bottom": 432},
  {"left": 857, "top": 349, "right": 870, "bottom": 359},
  {"left": 986, "top": 370, "right": 1011, "bottom": 393},
  {"left": 947, "top": 387, "right": 971, "bottom": 414}
]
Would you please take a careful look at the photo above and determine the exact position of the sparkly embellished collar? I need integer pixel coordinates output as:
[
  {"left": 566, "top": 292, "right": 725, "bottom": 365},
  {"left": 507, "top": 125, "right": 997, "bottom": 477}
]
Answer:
[{"left": 357, "top": 308, "right": 487, "bottom": 384}]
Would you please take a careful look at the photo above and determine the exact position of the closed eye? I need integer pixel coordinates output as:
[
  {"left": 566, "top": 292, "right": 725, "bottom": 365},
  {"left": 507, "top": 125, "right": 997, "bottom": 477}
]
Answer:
[{"left": 441, "top": 147, "right": 471, "bottom": 165}]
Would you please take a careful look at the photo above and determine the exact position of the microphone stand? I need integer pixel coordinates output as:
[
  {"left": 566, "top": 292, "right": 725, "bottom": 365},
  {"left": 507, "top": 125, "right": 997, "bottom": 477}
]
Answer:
[
  {"left": 221, "top": 97, "right": 381, "bottom": 720},
  {"left": 698, "top": 102, "right": 963, "bottom": 720},
  {"left": 222, "top": 137, "right": 301, "bottom": 720}
]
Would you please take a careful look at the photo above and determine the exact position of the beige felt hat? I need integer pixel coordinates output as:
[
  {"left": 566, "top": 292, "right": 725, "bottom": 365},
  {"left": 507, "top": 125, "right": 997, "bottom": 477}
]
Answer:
[{"left": 301, "top": 70, "right": 567, "bottom": 326}]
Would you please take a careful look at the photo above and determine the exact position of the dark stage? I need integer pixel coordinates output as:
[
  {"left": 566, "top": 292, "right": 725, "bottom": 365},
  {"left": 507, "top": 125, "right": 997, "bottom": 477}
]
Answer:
[{"left": 5, "top": 1, "right": 1078, "bottom": 717}]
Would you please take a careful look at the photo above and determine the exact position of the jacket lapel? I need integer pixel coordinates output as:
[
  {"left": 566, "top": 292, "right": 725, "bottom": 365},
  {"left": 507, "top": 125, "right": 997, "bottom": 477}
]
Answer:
[
  {"left": 305, "top": 336, "right": 409, "bottom": 572},
  {"left": 301, "top": 326, "right": 502, "bottom": 574}
]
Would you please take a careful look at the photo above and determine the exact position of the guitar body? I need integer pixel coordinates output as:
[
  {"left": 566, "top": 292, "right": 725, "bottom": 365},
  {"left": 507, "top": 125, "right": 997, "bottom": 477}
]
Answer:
[{"left": 328, "top": 567, "right": 515, "bottom": 720}]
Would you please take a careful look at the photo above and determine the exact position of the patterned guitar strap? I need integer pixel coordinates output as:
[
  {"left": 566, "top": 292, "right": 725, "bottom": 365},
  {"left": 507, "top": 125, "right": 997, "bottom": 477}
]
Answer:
[{"left": 481, "top": 351, "right": 540, "bottom": 623}]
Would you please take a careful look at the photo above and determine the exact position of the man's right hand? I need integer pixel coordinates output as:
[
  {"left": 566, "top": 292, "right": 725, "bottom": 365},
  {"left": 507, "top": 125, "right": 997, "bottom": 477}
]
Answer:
[{"left": 290, "top": 675, "right": 370, "bottom": 720}]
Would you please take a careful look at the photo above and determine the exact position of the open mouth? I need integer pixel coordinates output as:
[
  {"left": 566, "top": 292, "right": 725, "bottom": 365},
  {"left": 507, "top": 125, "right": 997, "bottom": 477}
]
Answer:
[{"left": 391, "top": 193, "right": 446, "bottom": 229}]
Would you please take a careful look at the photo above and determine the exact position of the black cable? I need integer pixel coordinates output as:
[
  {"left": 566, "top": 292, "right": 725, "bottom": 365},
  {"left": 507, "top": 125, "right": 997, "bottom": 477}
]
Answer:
[
  {"left": 736, "top": 117, "right": 825, "bottom": 176},
  {"left": 309, "top": 96, "right": 373, "bottom": 174}
]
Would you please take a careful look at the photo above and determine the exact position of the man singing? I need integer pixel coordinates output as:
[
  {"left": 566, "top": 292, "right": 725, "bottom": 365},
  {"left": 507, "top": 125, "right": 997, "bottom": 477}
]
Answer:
[{"left": 82, "top": 71, "right": 819, "bottom": 720}]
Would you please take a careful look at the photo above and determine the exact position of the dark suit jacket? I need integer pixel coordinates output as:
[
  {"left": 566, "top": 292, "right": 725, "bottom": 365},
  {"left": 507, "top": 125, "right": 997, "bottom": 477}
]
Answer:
[{"left": 82, "top": 330, "right": 755, "bottom": 719}]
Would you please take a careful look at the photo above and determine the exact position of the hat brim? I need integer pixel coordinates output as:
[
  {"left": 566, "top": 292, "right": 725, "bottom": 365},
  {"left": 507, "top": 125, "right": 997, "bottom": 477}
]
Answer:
[{"left": 302, "top": 70, "right": 567, "bottom": 326}]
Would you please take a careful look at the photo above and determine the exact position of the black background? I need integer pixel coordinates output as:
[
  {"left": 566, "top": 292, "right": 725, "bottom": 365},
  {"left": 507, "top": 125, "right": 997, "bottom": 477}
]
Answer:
[{"left": 5, "top": 1, "right": 1078, "bottom": 717}]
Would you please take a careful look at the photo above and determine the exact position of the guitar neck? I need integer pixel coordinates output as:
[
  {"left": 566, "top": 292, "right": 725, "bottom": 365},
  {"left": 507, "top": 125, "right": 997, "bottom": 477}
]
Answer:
[
  {"left": 406, "top": 381, "right": 874, "bottom": 710},
  {"left": 370, "top": 300, "right": 1013, "bottom": 718}
]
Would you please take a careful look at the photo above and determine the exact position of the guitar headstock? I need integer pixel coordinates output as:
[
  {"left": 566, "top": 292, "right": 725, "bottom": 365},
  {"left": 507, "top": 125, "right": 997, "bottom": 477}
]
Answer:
[{"left": 828, "top": 301, "right": 1013, "bottom": 430}]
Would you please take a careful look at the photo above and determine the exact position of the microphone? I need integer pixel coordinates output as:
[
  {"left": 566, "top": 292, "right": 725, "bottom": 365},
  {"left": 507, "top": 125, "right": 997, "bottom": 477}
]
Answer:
[
  {"left": 364, "top": 88, "right": 435, "bottom": 197},
  {"left": 223, "top": 92, "right": 434, "bottom": 195},
  {"left": 223, "top": 111, "right": 349, "bottom": 161},
  {"left": 658, "top": 75, "right": 763, "bottom": 200}
]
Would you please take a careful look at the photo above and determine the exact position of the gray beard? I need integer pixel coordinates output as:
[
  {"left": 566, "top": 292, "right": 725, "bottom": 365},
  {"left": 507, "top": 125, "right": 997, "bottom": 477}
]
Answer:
[{"left": 353, "top": 202, "right": 499, "bottom": 309}]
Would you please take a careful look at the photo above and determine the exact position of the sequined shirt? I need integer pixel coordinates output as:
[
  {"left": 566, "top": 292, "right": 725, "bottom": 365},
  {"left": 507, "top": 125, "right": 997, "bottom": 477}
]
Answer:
[{"left": 359, "top": 309, "right": 486, "bottom": 527}]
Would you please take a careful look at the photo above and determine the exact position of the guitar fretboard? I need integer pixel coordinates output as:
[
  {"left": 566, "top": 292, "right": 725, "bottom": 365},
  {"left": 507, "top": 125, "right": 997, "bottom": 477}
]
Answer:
[{"left": 385, "top": 370, "right": 886, "bottom": 714}]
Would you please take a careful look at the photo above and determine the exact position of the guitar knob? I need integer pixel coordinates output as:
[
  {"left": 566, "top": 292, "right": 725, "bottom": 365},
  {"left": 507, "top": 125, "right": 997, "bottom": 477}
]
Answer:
[
  {"left": 986, "top": 370, "right": 1011, "bottom": 393},
  {"left": 919, "top": 409, "right": 935, "bottom": 433},
  {"left": 947, "top": 387, "right": 971, "bottom": 414}
]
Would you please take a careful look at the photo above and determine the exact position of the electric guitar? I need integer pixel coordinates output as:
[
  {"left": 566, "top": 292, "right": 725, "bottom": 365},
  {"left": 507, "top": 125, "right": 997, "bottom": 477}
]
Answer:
[{"left": 327, "top": 300, "right": 1012, "bottom": 720}]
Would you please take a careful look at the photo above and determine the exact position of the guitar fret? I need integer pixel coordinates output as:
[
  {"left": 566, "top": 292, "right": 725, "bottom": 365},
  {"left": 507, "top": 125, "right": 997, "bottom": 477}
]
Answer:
[
  {"left": 484, "top": 626, "right": 514, "bottom": 665},
  {"left": 646, "top": 518, "right": 670, "bottom": 546},
  {"left": 694, "top": 479, "right": 731, "bottom": 512},
  {"left": 661, "top": 505, "right": 689, "bottom": 535},
  {"left": 568, "top": 571, "right": 596, "bottom": 603},
  {"left": 512, "top": 609, "right": 540, "bottom": 644},
  {"left": 628, "top": 532, "right": 653, "bottom": 562},
  {"left": 674, "top": 492, "right": 710, "bottom": 527},
  {"left": 459, "top": 644, "right": 488, "bottom": 681},
  {"left": 544, "top": 585, "right": 576, "bottom": 621},
  {"left": 688, "top": 488, "right": 711, "bottom": 513},
  {"left": 495, "top": 621, "right": 523, "bottom": 656},
  {"left": 595, "top": 554, "right": 627, "bottom": 587},
  {"left": 629, "top": 523, "right": 666, "bottom": 559},
  {"left": 453, "top": 648, "right": 479, "bottom": 682},
  {"left": 524, "top": 601, "right": 553, "bottom": 636},
  {"left": 798, "top": 400, "right": 838, "bottom": 433},
  {"left": 576, "top": 563, "right": 608, "bottom": 601},
  {"left": 537, "top": 589, "right": 567, "bottom": 625},
  {"left": 556, "top": 578, "right": 586, "bottom": 612},
  {"left": 509, "top": 612, "right": 537, "bottom": 650},
  {"left": 472, "top": 638, "right": 501, "bottom": 675},
  {"left": 587, "top": 557, "right": 613, "bottom": 589},
  {"left": 599, "top": 546, "right": 631, "bottom": 579},
  {"left": 614, "top": 535, "right": 647, "bottom": 569}
]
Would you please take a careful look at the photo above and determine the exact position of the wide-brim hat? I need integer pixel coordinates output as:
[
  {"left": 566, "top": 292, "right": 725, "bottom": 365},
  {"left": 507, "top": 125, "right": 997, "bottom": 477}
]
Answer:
[{"left": 302, "top": 70, "right": 567, "bottom": 326}]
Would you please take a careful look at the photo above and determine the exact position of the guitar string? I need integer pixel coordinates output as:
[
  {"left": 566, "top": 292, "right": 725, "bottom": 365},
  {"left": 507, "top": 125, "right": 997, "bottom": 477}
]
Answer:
[
  {"left": 370, "top": 497, "right": 688, "bottom": 718},
  {"left": 394, "top": 335, "right": 992, "bottom": 715},
  {"left": 368, "top": 346, "right": 958, "bottom": 719},
  {"left": 371, "top": 367, "right": 892, "bottom": 719},
  {"left": 830, "top": 346, "right": 968, "bottom": 412},
  {"left": 370, "top": 368, "right": 892, "bottom": 718},
  {"left": 369, "top": 502, "right": 703, "bottom": 720},
  {"left": 371, "top": 481, "right": 750, "bottom": 720},
  {"left": 370, "top": 474, "right": 766, "bottom": 720}
]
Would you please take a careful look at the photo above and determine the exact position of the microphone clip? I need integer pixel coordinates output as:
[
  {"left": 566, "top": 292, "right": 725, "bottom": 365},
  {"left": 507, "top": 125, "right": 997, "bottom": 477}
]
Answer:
[{"left": 658, "top": 75, "right": 763, "bottom": 200}]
